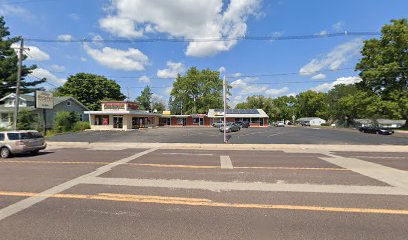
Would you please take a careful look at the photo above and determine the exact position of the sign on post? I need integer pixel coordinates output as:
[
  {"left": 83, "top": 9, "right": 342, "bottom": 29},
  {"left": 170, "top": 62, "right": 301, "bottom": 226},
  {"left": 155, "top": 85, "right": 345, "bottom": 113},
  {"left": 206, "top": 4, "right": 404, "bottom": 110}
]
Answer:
[{"left": 35, "top": 91, "right": 54, "bottom": 109}]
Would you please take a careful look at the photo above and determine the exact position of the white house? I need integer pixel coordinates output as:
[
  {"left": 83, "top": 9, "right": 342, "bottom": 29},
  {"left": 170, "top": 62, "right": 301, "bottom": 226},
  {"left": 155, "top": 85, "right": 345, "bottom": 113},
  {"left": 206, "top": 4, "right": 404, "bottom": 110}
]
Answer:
[{"left": 297, "top": 117, "right": 326, "bottom": 126}]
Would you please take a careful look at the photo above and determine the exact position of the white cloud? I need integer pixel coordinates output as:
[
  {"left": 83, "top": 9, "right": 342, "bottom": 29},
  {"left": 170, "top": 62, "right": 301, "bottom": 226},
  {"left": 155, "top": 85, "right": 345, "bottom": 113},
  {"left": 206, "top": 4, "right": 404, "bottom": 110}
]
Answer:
[
  {"left": 332, "top": 21, "right": 346, "bottom": 32},
  {"left": 80, "top": 57, "right": 87, "bottom": 62},
  {"left": 57, "top": 34, "right": 74, "bottom": 42},
  {"left": 30, "top": 68, "right": 66, "bottom": 85},
  {"left": 92, "top": 35, "right": 104, "bottom": 47},
  {"left": 230, "top": 95, "right": 244, "bottom": 108},
  {"left": 0, "top": 4, "right": 35, "bottom": 21},
  {"left": 232, "top": 72, "right": 242, "bottom": 77},
  {"left": 11, "top": 44, "right": 50, "bottom": 61},
  {"left": 270, "top": 31, "right": 283, "bottom": 42},
  {"left": 157, "top": 61, "right": 186, "bottom": 78},
  {"left": 218, "top": 66, "right": 226, "bottom": 73},
  {"left": 318, "top": 30, "right": 328, "bottom": 36},
  {"left": 311, "top": 73, "right": 326, "bottom": 80},
  {"left": 287, "top": 93, "right": 297, "bottom": 97},
  {"left": 231, "top": 77, "right": 289, "bottom": 96},
  {"left": 68, "top": 13, "right": 80, "bottom": 21},
  {"left": 99, "top": 0, "right": 261, "bottom": 57},
  {"left": 50, "top": 64, "right": 65, "bottom": 72},
  {"left": 84, "top": 44, "right": 149, "bottom": 71},
  {"left": 265, "top": 87, "right": 289, "bottom": 96},
  {"left": 138, "top": 75, "right": 150, "bottom": 83},
  {"left": 312, "top": 76, "right": 362, "bottom": 92},
  {"left": 100, "top": 16, "right": 144, "bottom": 38},
  {"left": 165, "top": 86, "right": 173, "bottom": 96},
  {"left": 299, "top": 39, "right": 362, "bottom": 76}
]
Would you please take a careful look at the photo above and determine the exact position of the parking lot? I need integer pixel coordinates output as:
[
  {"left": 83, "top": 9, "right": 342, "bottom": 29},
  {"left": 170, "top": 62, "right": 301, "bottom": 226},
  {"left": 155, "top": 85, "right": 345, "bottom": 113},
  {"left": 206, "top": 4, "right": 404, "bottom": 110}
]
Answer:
[
  {"left": 0, "top": 147, "right": 407, "bottom": 239},
  {"left": 48, "top": 126, "right": 408, "bottom": 145}
]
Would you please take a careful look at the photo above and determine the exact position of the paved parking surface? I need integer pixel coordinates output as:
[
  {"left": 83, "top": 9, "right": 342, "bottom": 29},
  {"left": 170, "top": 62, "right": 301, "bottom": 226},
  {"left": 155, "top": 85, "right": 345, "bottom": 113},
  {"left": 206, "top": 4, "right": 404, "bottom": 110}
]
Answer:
[
  {"left": 48, "top": 126, "right": 408, "bottom": 145},
  {"left": 0, "top": 147, "right": 407, "bottom": 239}
]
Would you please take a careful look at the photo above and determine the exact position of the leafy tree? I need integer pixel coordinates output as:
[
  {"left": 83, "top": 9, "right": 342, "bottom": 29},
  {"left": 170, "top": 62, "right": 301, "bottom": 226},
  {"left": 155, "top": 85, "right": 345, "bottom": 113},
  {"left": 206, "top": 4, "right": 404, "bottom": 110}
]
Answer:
[
  {"left": 169, "top": 67, "right": 228, "bottom": 114},
  {"left": 272, "top": 95, "right": 297, "bottom": 122},
  {"left": 136, "top": 86, "right": 153, "bottom": 111},
  {"left": 152, "top": 100, "right": 166, "bottom": 113},
  {"left": 326, "top": 84, "right": 360, "bottom": 121},
  {"left": 55, "top": 73, "right": 126, "bottom": 110},
  {"left": 295, "top": 90, "right": 328, "bottom": 119},
  {"left": 0, "top": 16, "right": 45, "bottom": 97},
  {"left": 236, "top": 95, "right": 279, "bottom": 120},
  {"left": 356, "top": 19, "right": 408, "bottom": 120},
  {"left": 53, "top": 111, "right": 79, "bottom": 133},
  {"left": 17, "top": 110, "right": 41, "bottom": 131}
]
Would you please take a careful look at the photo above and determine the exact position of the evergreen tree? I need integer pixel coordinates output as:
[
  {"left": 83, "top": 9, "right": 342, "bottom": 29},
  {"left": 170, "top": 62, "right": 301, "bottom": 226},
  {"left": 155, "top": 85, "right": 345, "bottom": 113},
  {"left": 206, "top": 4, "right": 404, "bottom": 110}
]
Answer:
[{"left": 0, "top": 16, "right": 45, "bottom": 97}]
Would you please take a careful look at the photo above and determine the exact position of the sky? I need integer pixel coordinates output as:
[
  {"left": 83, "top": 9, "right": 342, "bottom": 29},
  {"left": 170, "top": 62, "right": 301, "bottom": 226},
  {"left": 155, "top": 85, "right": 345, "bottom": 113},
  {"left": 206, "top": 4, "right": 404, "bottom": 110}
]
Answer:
[{"left": 1, "top": 0, "right": 407, "bottom": 107}]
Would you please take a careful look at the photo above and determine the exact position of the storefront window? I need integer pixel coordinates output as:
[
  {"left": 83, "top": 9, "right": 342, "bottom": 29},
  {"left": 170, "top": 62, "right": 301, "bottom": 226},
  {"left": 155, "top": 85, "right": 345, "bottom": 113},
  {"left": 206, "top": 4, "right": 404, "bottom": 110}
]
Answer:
[
  {"left": 251, "top": 118, "right": 260, "bottom": 123},
  {"left": 176, "top": 118, "right": 184, "bottom": 124},
  {"left": 193, "top": 118, "right": 199, "bottom": 124},
  {"left": 94, "top": 115, "right": 109, "bottom": 125}
]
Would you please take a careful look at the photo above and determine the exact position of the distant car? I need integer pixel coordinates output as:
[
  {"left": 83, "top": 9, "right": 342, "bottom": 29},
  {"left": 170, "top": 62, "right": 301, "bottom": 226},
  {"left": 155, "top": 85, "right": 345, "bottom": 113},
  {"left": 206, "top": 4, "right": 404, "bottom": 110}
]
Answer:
[
  {"left": 219, "top": 122, "right": 241, "bottom": 133},
  {"left": 0, "top": 130, "right": 47, "bottom": 158},
  {"left": 359, "top": 126, "right": 394, "bottom": 135},
  {"left": 235, "top": 121, "right": 250, "bottom": 128},
  {"left": 276, "top": 121, "right": 285, "bottom": 127},
  {"left": 212, "top": 121, "right": 224, "bottom": 127},
  {"left": 300, "top": 121, "right": 310, "bottom": 126}
]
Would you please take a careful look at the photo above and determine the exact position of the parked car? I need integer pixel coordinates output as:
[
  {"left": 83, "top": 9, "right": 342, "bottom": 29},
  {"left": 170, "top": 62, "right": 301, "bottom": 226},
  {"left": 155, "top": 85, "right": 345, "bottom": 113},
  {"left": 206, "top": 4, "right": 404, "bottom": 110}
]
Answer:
[
  {"left": 300, "top": 121, "right": 310, "bottom": 126},
  {"left": 212, "top": 121, "right": 224, "bottom": 127},
  {"left": 359, "top": 126, "right": 394, "bottom": 135},
  {"left": 235, "top": 121, "right": 250, "bottom": 128},
  {"left": 276, "top": 121, "right": 285, "bottom": 127},
  {"left": 219, "top": 122, "right": 241, "bottom": 133},
  {"left": 0, "top": 130, "right": 47, "bottom": 158}
]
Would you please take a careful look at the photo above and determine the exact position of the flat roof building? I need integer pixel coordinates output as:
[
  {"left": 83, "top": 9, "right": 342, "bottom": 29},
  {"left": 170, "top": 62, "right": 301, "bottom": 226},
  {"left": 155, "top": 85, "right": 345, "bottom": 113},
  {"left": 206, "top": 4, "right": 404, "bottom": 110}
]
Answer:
[{"left": 85, "top": 102, "right": 269, "bottom": 130}]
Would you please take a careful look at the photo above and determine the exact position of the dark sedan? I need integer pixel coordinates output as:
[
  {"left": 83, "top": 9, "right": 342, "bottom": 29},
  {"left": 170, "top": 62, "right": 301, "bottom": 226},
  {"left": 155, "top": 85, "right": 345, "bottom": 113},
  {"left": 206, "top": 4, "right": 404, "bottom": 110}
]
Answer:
[
  {"left": 235, "top": 121, "right": 250, "bottom": 128},
  {"left": 359, "top": 126, "right": 394, "bottom": 135}
]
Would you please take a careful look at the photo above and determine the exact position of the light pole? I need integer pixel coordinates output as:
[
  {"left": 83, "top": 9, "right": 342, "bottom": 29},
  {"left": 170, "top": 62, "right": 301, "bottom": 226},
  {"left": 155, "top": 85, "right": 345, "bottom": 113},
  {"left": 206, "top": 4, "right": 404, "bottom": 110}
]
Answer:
[{"left": 223, "top": 75, "right": 227, "bottom": 143}]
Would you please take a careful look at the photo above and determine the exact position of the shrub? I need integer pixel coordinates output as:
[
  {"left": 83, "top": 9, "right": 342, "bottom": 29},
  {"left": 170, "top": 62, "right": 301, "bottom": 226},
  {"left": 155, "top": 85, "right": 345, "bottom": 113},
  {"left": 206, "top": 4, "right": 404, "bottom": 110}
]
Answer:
[
  {"left": 73, "top": 121, "right": 90, "bottom": 132},
  {"left": 17, "top": 110, "right": 43, "bottom": 131},
  {"left": 53, "top": 111, "right": 79, "bottom": 133}
]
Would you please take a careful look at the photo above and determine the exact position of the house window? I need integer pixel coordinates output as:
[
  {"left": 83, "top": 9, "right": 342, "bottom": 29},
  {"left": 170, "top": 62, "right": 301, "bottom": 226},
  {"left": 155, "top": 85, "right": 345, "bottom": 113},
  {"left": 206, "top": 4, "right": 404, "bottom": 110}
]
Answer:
[
  {"left": 94, "top": 115, "right": 109, "bottom": 125},
  {"left": 1, "top": 113, "right": 10, "bottom": 123},
  {"left": 79, "top": 114, "right": 83, "bottom": 121},
  {"left": 66, "top": 101, "right": 71, "bottom": 107}
]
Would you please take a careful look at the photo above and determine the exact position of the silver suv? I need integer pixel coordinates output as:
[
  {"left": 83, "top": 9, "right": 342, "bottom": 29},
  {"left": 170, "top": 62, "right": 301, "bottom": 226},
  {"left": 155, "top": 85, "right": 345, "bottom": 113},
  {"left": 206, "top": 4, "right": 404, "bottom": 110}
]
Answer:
[{"left": 0, "top": 130, "right": 47, "bottom": 158}]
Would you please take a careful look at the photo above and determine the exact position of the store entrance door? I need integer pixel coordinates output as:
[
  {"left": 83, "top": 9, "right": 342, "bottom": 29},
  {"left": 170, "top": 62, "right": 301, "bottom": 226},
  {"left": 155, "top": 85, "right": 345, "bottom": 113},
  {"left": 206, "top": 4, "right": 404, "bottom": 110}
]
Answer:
[
  {"left": 199, "top": 117, "right": 204, "bottom": 126},
  {"left": 113, "top": 116, "right": 123, "bottom": 129}
]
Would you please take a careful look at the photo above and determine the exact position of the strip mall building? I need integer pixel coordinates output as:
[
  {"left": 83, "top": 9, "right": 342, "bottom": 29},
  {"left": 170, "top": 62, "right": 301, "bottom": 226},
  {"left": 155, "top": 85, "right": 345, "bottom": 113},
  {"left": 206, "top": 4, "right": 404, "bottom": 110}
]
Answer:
[{"left": 85, "top": 101, "right": 269, "bottom": 130}]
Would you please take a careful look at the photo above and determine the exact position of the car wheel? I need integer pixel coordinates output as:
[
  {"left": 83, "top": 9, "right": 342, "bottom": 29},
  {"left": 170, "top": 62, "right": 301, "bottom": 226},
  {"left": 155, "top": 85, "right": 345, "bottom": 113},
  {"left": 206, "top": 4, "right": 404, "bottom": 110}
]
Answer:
[
  {"left": 1, "top": 147, "right": 11, "bottom": 159},
  {"left": 31, "top": 150, "right": 39, "bottom": 155}
]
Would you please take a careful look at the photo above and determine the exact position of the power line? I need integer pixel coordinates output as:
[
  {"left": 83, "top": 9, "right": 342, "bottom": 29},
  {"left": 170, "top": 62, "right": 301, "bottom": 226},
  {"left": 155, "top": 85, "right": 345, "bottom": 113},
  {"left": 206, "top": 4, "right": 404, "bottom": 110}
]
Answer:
[
  {"left": 25, "top": 31, "right": 380, "bottom": 44},
  {"left": 43, "top": 65, "right": 408, "bottom": 81}
]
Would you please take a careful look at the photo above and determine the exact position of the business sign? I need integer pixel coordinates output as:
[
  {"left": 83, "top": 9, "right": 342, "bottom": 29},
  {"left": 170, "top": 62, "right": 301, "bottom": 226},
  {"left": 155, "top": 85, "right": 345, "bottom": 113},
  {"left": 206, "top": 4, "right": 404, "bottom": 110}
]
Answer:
[
  {"left": 35, "top": 91, "right": 54, "bottom": 109},
  {"left": 191, "top": 114, "right": 206, "bottom": 117},
  {"left": 103, "top": 102, "right": 126, "bottom": 110},
  {"left": 127, "top": 102, "right": 140, "bottom": 110},
  {"left": 162, "top": 111, "right": 171, "bottom": 115},
  {"left": 214, "top": 111, "right": 224, "bottom": 116}
]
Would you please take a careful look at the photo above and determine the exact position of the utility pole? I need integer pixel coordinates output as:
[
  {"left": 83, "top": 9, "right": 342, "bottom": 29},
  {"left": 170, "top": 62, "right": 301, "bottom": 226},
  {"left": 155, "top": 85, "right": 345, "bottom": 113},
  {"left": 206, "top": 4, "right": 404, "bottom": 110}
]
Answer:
[
  {"left": 13, "top": 38, "right": 24, "bottom": 130},
  {"left": 223, "top": 75, "right": 227, "bottom": 143}
]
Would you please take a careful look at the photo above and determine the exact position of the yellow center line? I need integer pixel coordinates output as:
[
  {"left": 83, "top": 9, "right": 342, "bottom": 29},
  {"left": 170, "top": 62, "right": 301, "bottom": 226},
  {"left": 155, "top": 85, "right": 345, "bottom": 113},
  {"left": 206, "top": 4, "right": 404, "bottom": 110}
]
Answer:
[{"left": 0, "top": 191, "right": 407, "bottom": 215}]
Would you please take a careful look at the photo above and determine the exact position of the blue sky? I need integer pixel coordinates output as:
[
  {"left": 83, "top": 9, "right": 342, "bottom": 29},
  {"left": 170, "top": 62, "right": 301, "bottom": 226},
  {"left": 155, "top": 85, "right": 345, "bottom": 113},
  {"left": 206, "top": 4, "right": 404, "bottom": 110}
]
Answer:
[{"left": 1, "top": 0, "right": 407, "bottom": 107}]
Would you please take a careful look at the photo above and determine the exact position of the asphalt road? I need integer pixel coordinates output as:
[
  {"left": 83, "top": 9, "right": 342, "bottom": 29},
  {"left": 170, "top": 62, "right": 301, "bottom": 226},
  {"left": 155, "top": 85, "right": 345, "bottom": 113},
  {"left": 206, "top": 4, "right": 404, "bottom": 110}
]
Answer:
[
  {"left": 0, "top": 147, "right": 407, "bottom": 239},
  {"left": 48, "top": 126, "right": 408, "bottom": 145}
]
